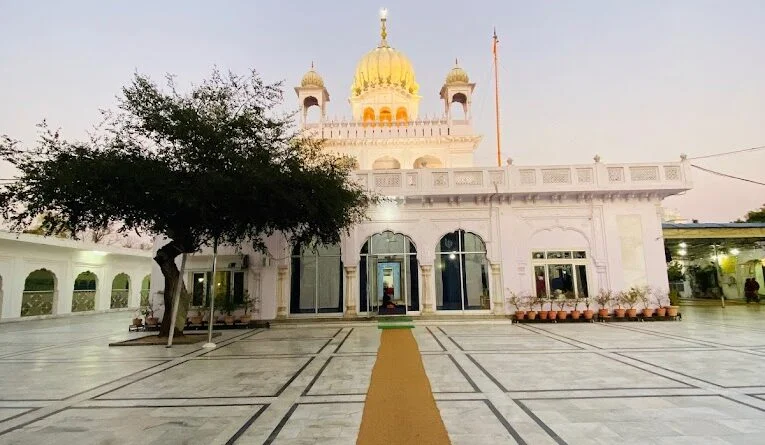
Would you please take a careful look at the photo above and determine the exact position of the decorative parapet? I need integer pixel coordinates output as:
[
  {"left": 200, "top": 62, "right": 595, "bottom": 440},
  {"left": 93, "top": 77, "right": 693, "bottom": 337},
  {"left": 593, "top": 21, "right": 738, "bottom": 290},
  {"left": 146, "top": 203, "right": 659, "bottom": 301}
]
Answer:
[
  {"left": 304, "top": 118, "right": 477, "bottom": 143},
  {"left": 353, "top": 161, "right": 691, "bottom": 198}
]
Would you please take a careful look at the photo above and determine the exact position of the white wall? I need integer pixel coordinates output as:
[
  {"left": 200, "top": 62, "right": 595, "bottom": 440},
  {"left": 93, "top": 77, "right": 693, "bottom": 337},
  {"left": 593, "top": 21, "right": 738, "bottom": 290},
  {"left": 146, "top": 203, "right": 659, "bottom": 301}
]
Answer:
[{"left": 0, "top": 238, "right": 152, "bottom": 321}]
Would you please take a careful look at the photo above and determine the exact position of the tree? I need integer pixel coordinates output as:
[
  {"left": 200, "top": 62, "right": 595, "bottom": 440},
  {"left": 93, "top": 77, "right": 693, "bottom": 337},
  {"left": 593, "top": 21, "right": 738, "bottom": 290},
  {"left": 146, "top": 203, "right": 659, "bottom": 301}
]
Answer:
[
  {"left": 0, "top": 69, "right": 371, "bottom": 336},
  {"left": 736, "top": 204, "right": 765, "bottom": 223}
]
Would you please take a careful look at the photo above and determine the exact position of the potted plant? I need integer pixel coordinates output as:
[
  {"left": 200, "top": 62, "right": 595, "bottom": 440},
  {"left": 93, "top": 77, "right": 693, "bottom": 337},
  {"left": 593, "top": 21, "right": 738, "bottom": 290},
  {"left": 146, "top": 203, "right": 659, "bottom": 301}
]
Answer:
[
  {"left": 547, "top": 295, "right": 558, "bottom": 321},
  {"left": 555, "top": 296, "right": 568, "bottom": 321},
  {"left": 527, "top": 295, "right": 540, "bottom": 320},
  {"left": 668, "top": 289, "right": 680, "bottom": 317},
  {"left": 239, "top": 291, "right": 253, "bottom": 325},
  {"left": 613, "top": 291, "right": 627, "bottom": 318},
  {"left": 143, "top": 302, "right": 159, "bottom": 326},
  {"left": 220, "top": 296, "right": 237, "bottom": 325},
  {"left": 539, "top": 295, "right": 550, "bottom": 320},
  {"left": 190, "top": 307, "right": 204, "bottom": 326},
  {"left": 132, "top": 310, "right": 143, "bottom": 327},
  {"left": 621, "top": 288, "right": 641, "bottom": 318},
  {"left": 506, "top": 291, "right": 526, "bottom": 321},
  {"left": 582, "top": 295, "right": 594, "bottom": 320},
  {"left": 639, "top": 286, "right": 654, "bottom": 318},
  {"left": 655, "top": 290, "right": 668, "bottom": 317},
  {"left": 570, "top": 295, "right": 582, "bottom": 320},
  {"left": 595, "top": 289, "right": 612, "bottom": 318}
]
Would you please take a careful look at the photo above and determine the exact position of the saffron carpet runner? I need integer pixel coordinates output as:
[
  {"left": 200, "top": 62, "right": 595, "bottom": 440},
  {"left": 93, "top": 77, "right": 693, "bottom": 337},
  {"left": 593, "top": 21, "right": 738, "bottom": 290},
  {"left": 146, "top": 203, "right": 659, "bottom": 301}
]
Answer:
[{"left": 356, "top": 324, "right": 451, "bottom": 445}]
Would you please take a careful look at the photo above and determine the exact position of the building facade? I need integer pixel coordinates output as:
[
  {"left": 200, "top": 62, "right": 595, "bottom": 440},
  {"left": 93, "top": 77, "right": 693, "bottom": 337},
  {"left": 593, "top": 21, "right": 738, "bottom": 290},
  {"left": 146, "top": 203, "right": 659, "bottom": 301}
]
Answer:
[{"left": 151, "top": 12, "right": 693, "bottom": 320}]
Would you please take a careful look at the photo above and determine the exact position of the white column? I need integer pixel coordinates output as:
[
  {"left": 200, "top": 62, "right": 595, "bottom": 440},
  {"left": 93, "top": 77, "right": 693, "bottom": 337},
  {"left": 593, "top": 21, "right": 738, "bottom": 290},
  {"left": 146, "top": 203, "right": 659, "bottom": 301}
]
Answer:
[
  {"left": 344, "top": 266, "right": 357, "bottom": 318},
  {"left": 491, "top": 263, "right": 504, "bottom": 315},
  {"left": 276, "top": 265, "right": 288, "bottom": 319},
  {"left": 421, "top": 264, "right": 434, "bottom": 314}
]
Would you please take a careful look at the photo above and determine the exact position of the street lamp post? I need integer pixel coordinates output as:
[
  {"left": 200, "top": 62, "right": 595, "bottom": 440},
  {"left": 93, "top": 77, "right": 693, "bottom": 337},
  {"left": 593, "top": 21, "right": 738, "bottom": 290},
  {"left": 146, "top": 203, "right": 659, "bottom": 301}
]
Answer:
[{"left": 203, "top": 238, "right": 219, "bottom": 349}]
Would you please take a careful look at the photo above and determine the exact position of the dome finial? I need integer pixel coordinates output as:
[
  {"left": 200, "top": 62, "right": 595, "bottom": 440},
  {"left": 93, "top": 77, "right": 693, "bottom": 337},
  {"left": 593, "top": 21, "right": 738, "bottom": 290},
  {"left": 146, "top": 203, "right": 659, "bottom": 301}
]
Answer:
[
  {"left": 455, "top": 58, "right": 459, "bottom": 66},
  {"left": 311, "top": 60, "right": 314, "bottom": 69},
  {"left": 379, "top": 8, "right": 389, "bottom": 47}
]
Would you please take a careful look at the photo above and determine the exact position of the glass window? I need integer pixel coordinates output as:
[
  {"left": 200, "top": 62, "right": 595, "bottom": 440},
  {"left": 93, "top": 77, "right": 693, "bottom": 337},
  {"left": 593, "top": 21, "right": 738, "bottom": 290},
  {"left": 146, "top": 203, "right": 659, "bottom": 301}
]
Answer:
[
  {"left": 547, "top": 251, "right": 572, "bottom": 259},
  {"left": 532, "top": 252, "right": 546, "bottom": 260},
  {"left": 576, "top": 265, "right": 589, "bottom": 297},
  {"left": 548, "top": 264, "right": 574, "bottom": 298},
  {"left": 435, "top": 230, "right": 489, "bottom": 311},
  {"left": 360, "top": 232, "right": 418, "bottom": 313},
  {"left": 291, "top": 243, "right": 343, "bottom": 314},
  {"left": 534, "top": 265, "right": 547, "bottom": 297},
  {"left": 192, "top": 272, "right": 205, "bottom": 306},
  {"left": 574, "top": 251, "right": 586, "bottom": 259}
]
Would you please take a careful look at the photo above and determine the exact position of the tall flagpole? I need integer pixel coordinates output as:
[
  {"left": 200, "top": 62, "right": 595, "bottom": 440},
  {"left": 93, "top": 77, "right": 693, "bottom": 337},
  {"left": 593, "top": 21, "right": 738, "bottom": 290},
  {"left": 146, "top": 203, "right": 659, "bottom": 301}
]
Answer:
[{"left": 492, "top": 28, "right": 502, "bottom": 167}]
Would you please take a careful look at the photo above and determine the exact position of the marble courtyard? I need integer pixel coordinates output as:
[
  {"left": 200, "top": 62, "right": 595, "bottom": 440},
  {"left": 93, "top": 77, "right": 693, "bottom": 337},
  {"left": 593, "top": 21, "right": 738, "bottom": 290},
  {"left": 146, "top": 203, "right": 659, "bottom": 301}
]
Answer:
[{"left": 1, "top": 307, "right": 765, "bottom": 444}]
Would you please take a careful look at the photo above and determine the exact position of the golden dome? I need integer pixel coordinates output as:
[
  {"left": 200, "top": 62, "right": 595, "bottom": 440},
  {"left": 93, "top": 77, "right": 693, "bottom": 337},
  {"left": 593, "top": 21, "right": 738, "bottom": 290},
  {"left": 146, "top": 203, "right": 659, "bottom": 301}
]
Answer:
[
  {"left": 445, "top": 60, "right": 469, "bottom": 85},
  {"left": 351, "top": 11, "right": 418, "bottom": 97},
  {"left": 301, "top": 66, "right": 324, "bottom": 88}
]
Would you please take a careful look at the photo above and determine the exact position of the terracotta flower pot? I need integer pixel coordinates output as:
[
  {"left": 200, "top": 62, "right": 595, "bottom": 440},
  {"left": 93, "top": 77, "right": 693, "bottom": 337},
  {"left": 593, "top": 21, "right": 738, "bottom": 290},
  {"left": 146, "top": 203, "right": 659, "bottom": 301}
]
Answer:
[
  {"left": 132, "top": 318, "right": 143, "bottom": 327},
  {"left": 539, "top": 310, "right": 549, "bottom": 320},
  {"left": 526, "top": 310, "right": 538, "bottom": 320},
  {"left": 557, "top": 310, "right": 567, "bottom": 320},
  {"left": 146, "top": 317, "right": 159, "bottom": 326},
  {"left": 571, "top": 310, "right": 581, "bottom": 320},
  {"left": 240, "top": 315, "right": 251, "bottom": 324},
  {"left": 656, "top": 307, "right": 667, "bottom": 317},
  {"left": 615, "top": 309, "right": 626, "bottom": 318},
  {"left": 583, "top": 310, "right": 594, "bottom": 320},
  {"left": 190, "top": 315, "right": 203, "bottom": 325},
  {"left": 598, "top": 308, "right": 609, "bottom": 318},
  {"left": 224, "top": 315, "right": 235, "bottom": 325},
  {"left": 548, "top": 311, "right": 558, "bottom": 321},
  {"left": 667, "top": 306, "right": 679, "bottom": 317},
  {"left": 627, "top": 308, "right": 638, "bottom": 318},
  {"left": 642, "top": 308, "right": 654, "bottom": 317},
  {"left": 515, "top": 310, "right": 526, "bottom": 321}
]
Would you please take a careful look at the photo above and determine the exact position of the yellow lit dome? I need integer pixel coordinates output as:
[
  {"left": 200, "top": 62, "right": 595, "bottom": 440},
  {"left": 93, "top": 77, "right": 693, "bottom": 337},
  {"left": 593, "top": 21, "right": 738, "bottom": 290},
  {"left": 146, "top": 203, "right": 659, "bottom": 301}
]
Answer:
[
  {"left": 445, "top": 60, "right": 469, "bottom": 85},
  {"left": 301, "top": 67, "right": 324, "bottom": 88},
  {"left": 351, "top": 12, "right": 418, "bottom": 97}
]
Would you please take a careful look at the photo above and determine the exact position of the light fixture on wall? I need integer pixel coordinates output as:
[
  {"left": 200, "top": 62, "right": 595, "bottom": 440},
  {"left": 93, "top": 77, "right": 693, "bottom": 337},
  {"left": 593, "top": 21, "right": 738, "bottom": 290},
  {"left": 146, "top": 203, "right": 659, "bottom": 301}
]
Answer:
[
  {"left": 678, "top": 249, "right": 687, "bottom": 256},
  {"left": 449, "top": 253, "right": 456, "bottom": 260},
  {"left": 729, "top": 248, "right": 740, "bottom": 256},
  {"left": 679, "top": 242, "right": 687, "bottom": 248}
]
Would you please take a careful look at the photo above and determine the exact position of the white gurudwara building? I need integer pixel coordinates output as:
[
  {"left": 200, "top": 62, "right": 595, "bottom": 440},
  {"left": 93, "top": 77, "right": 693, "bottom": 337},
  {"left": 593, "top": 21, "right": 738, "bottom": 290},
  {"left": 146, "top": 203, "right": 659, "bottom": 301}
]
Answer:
[{"left": 151, "top": 12, "right": 693, "bottom": 320}]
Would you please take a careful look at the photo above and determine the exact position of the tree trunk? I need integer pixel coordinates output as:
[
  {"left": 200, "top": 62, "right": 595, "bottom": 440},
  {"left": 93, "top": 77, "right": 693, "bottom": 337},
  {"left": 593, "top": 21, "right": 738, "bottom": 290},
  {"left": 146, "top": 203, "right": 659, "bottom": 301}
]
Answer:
[{"left": 154, "top": 241, "right": 191, "bottom": 337}]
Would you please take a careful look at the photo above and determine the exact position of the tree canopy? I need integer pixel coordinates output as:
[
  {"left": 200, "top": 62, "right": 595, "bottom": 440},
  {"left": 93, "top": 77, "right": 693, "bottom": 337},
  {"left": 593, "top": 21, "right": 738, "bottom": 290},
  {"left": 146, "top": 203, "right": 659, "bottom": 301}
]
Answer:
[
  {"left": 737, "top": 204, "right": 765, "bottom": 223},
  {"left": 0, "top": 69, "right": 371, "bottom": 335}
]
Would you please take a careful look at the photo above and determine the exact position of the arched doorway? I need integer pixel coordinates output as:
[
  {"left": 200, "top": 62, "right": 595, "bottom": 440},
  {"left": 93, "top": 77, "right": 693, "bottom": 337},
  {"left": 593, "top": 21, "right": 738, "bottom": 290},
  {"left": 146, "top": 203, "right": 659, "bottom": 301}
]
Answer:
[
  {"left": 360, "top": 231, "right": 419, "bottom": 314},
  {"left": 413, "top": 155, "right": 443, "bottom": 169},
  {"left": 72, "top": 271, "right": 97, "bottom": 312},
  {"left": 290, "top": 243, "right": 343, "bottom": 314},
  {"left": 140, "top": 275, "right": 151, "bottom": 306},
  {"left": 111, "top": 273, "right": 130, "bottom": 309},
  {"left": 22, "top": 269, "right": 56, "bottom": 316},
  {"left": 372, "top": 156, "right": 401, "bottom": 170},
  {"left": 435, "top": 230, "right": 490, "bottom": 311}
]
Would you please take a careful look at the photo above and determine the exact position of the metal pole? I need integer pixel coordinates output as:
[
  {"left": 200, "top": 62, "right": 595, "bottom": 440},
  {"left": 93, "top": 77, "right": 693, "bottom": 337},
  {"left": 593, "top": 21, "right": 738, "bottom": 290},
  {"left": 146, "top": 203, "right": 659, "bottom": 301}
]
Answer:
[
  {"left": 166, "top": 253, "right": 187, "bottom": 348},
  {"left": 712, "top": 244, "right": 724, "bottom": 308},
  {"left": 203, "top": 239, "right": 218, "bottom": 348},
  {"left": 492, "top": 28, "right": 502, "bottom": 167}
]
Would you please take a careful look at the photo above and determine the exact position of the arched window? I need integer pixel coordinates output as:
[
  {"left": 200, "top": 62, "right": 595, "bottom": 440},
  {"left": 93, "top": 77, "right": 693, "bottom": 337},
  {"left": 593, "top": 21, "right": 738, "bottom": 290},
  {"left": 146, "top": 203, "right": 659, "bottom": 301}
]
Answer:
[
  {"left": 22, "top": 269, "right": 56, "bottom": 316},
  {"left": 395, "top": 107, "right": 408, "bottom": 123},
  {"left": 140, "top": 275, "right": 151, "bottom": 306},
  {"left": 359, "top": 231, "right": 419, "bottom": 313},
  {"left": 290, "top": 243, "right": 343, "bottom": 314},
  {"left": 111, "top": 273, "right": 130, "bottom": 309},
  {"left": 72, "top": 271, "right": 97, "bottom": 312},
  {"left": 413, "top": 155, "right": 443, "bottom": 169},
  {"left": 363, "top": 107, "right": 375, "bottom": 126},
  {"left": 435, "top": 231, "right": 490, "bottom": 311},
  {"left": 379, "top": 107, "right": 392, "bottom": 125},
  {"left": 372, "top": 156, "right": 401, "bottom": 170}
]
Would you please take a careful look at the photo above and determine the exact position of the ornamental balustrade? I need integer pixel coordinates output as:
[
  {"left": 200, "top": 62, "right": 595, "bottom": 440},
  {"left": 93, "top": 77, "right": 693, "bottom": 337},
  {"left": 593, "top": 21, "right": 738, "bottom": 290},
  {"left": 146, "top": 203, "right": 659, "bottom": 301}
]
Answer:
[
  {"left": 110, "top": 290, "right": 129, "bottom": 309},
  {"left": 71, "top": 291, "right": 96, "bottom": 312},
  {"left": 352, "top": 162, "right": 689, "bottom": 196},
  {"left": 21, "top": 291, "right": 54, "bottom": 317}
]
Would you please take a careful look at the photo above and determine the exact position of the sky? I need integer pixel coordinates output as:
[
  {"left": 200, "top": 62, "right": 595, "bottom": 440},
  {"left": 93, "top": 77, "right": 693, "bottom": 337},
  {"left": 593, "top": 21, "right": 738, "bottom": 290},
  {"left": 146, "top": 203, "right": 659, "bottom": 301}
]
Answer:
[{"left": 1, "top": 0, "right": 763, "bottom": 222}]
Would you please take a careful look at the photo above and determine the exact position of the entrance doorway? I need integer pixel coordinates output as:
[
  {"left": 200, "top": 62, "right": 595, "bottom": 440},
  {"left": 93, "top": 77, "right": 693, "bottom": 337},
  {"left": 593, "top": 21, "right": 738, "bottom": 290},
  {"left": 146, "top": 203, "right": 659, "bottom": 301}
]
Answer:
[{"left": 360, "top": 231, "right": 419, "bottom": 315}]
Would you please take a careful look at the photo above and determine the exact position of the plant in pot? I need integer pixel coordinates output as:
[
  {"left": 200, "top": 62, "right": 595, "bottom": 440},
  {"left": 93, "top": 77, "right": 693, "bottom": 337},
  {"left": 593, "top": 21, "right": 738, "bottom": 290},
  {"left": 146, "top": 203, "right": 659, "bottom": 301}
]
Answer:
[
  {"left": 506, "top": 291, "right": 526, "bottom": 321},
  {"left": 143, "top": 302, "right": 159, "bottom": 326},
  {"left": 220, "top": 295, "right": 237, "bottom": 325},
  {"left": 555, "top": 295, "right": 568, "bottom": 321},
  {"left": 667, "top": 289, "right": 680, "bottom": 317},
  {"left": 539, "top": 295, "right": 550, "bottom": 320},
  {"left": 546, "top": 295, "right": 558, "bottom": 321},
  {"left": 582, "top": 295, "right": 594, "bottom": 320},
  {"left": 595, "top": 289, "right": 612, "bottom": 319},
  {"left": 189, "top": 305, "right": 204, "bottom": 325},
  {"left": 570, "top": 294, "right": 582, "bottom": 320},
  {"left": 526, "top": 294, "right": 540, "bottom": 320},
  {"left": 621, "top": 287, "right": 641, "bottom": 318},
  {"left": 639, "top": 286, "right": 655, "bottom": 318},
  {"left": 613, "top": 291, "right": 627, "bottom": 318},
  {"left": 239, "top": 291, "right": 253, "bottom": 325},
  {"left": 654, "top": 289, "right": 668, "bottom": 317},
  {"left": 132, "top": 309, "right": 143, "bottom": 327}
]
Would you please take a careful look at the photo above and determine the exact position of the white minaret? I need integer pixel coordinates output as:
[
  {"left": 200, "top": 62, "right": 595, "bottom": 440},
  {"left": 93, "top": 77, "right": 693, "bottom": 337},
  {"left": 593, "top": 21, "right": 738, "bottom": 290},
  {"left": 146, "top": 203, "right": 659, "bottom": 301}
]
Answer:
[
  {"left": 439, "top": 59, "right": 475, "bottom": 124},
  {"left": 294, "top": 62, "right": 330, "bottom": 126}
]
